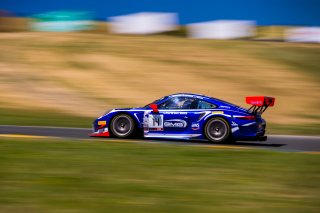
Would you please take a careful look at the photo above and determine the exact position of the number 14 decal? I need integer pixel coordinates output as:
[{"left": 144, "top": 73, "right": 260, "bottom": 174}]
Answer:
[{"left": 148, "top": 114, "right": 164, "bottom": 130}]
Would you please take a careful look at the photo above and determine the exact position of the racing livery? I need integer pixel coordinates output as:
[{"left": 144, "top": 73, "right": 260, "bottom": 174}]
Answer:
[{"left": 91, "top": 93, "right": 275, "bottom": 143}]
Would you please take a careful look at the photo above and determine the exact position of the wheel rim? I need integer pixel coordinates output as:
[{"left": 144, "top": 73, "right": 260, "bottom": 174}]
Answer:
[
  {"left": 207, "top": 119, "right": 228, "bottom": 141},
  {"left": 113, "top": 116, "right": 133, "bottom": 136}
]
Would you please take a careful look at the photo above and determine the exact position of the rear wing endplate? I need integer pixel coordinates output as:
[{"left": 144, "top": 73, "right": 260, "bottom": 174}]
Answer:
[{"left": 246, "top": 96, "right": 275, "bottom": 114}]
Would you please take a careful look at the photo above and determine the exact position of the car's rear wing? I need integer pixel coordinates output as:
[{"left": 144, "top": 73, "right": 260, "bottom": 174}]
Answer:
[{"left": 246, "top": 96, "right": 275, "bottom": 114}]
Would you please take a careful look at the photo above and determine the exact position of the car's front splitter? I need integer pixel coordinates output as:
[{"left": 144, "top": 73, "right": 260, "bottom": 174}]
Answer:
[{"left": 89, "top": 128, "right": 110, "bottom": 137}]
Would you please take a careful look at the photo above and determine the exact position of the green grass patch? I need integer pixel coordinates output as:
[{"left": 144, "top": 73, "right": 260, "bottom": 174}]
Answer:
[
  {"left": 0, "top": 107, "right": 92, "bottom": 128},
  {"left": 0, "top": 137, "right": 319, "bottom": 213},
  {"left": 268, "top": 123, "right": 320, "bottom": 136}
]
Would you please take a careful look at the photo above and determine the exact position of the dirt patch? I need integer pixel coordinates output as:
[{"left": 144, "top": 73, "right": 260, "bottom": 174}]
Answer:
[{"left": 0, "top": 32, "right": 319, "bottom": 125}]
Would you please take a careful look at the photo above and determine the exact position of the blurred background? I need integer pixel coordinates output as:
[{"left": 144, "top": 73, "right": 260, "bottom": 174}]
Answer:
[
  {"left": 0, "top": 0, "right": 319, "bottom": 134},
  {"left": 1, "top": 2, "right": 320, "bottom": 213}
]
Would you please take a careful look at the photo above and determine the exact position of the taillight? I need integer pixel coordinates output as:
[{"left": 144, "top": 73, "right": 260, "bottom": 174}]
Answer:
[{"left": 237, "top": 115, "right": 256, "bottom": 120}]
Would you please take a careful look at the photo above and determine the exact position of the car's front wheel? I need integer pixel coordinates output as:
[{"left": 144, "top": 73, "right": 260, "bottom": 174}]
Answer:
[
  {"left": 204, "top": 117, "right": 230, "bottom": 143},
  {"left": 110, "top": 114, "right": 135, "bottom": 138}
]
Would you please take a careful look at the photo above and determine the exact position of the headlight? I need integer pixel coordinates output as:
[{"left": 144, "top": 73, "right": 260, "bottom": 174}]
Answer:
[{"left": 98, "top": 121, "right": 107, "bottom": 126}]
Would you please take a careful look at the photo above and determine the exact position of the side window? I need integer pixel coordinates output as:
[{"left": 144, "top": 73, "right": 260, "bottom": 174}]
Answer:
[
  {"left": 158, "top": 97, "right": 197, "bottom": 109},
  {"left": 197, "top": 100, "right": 217, "bottom": 109}
]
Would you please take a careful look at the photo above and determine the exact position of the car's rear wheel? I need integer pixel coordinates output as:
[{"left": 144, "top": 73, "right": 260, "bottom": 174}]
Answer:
[
  {"left": 110, "top": 114, "right": 135, "bottom": 138},
  {"left": 204, "top": 117, "right": 230, "bottom": 143}
]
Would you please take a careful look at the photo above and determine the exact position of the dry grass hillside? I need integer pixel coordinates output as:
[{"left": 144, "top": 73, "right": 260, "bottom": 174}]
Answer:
[{"left": 0, "top": 32, "right": 319, "bottom": 132}]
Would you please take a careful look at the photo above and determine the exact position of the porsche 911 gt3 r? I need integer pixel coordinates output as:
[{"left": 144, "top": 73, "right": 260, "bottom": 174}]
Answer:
[{"left": 90, "top": 93, "right": 275, "bottom": 143}]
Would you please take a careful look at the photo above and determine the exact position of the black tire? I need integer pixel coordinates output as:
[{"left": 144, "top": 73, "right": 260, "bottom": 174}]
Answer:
[
  {"left": 204, "top": 117, "right": 230, "bottom": 143},
  {"left": 110, "top": 114, "right": 135, "bottom": 138}
]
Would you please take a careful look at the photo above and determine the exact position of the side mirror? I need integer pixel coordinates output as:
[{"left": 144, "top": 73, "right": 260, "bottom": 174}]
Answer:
[{"left": 149, "top": 103, "right": 159, "bottom": 113}]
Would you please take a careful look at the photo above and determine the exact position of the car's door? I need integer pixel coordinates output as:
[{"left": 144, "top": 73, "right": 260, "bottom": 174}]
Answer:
[{"left": 144, "top": 96, "right": 203, "bottom": 138}]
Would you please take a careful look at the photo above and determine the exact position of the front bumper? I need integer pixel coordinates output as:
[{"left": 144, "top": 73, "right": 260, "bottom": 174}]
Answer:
[{"left": 89, "top": 127, "right": 110, "bottom": 137}]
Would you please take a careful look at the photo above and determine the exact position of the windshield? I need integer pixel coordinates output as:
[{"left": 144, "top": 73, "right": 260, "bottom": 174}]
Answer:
[{"left": 144, "top": 96, "right": 168, "bottom": 108}]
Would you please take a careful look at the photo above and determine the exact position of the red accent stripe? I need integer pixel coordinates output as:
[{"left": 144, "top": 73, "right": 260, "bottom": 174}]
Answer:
[
  {"left": 89, "top": 132, "right": 110, "bottom": 137},
  {"left": 237, "top": 115, "right": 256, "bottom": 120},
  {"left": 98, "top": 124, "right": 107, "bottom": 129}
]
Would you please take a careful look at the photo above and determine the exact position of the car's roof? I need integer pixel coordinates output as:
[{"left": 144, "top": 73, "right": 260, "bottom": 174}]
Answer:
[
  {"left": 168, "top": 93, "right": 240, "bottom": 108},
  {"left": 168, "top": 93, "right": 211, "bottom": 99}
]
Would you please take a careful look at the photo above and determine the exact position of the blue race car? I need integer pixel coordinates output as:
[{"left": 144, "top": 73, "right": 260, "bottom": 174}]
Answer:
[{"left": 90, "top": 93, "right": 275, "bottom": 143}]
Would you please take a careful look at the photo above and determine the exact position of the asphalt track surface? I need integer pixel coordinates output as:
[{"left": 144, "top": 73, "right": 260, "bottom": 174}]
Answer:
[{"left": 0, "top": 125, "right": 320, "bottom": 152}]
